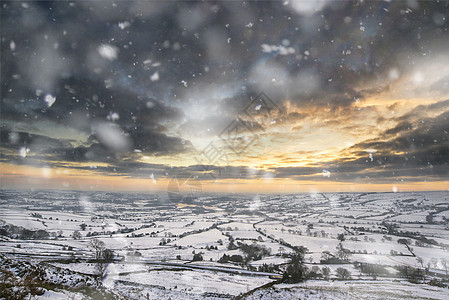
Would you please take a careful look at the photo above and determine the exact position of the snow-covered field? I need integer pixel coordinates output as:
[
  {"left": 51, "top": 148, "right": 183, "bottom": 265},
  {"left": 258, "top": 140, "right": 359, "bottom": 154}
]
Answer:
[{"left": 1, "top": 190, "right": 448, "bottom": 299}]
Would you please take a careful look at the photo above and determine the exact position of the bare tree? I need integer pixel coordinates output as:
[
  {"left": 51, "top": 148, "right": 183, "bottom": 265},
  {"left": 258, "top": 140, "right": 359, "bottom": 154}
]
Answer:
[
  {"left": 322, "top": 266, "right": 331, "bottom": 280},
  {"left": 336, "top": 267, "right": 351, "bottom": 280},
  {"left": 431, "top": 257, "right": 439, "bottom": 269},
  {"left": 89, "top": 238, "right": 105, "bottom": 260},
  {"left": 417, "top": 257, "right": 424, "bottom": 268},
  {"left": 336, "top": 243, "right": 351, "bottom": 261},
  {"left": 89, "top": 238, "right": 114, "bottom": 276},
  {"left": 440, "top": 258, "right": 448, "bottom": 274}
]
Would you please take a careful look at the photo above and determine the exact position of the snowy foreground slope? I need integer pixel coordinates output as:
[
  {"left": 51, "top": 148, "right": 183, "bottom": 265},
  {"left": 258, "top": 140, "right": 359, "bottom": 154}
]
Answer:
[
  {"left": 33, "top": 281, "right": 449, "bottom": 300},
  {"left": 1, "top": 190, "right": 449, "bottom": 299},
  {"left": 245, "top": 281, "right": 449, "bottom": 300},
  {"left": 32, "top": 280, "right": 449, "bottom": 300}
]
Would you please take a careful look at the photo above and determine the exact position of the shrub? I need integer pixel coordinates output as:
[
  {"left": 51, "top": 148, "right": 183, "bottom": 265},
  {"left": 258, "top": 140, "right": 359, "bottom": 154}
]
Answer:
[{"left": 336, "top": 267, "right": 351, "bottom": 280}]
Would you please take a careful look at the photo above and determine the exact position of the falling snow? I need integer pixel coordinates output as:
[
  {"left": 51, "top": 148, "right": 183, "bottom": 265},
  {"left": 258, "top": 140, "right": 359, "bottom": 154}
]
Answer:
[
  {"left": 150, "top": 71, "right": 160, "bottom": 82},
  {"left": 118, "top": 21, "right": 130, "bottom": 30},
  {"left": 19, "top": 147, "right": 30, "bottom": 157},
  {"left": 98, "top": 44, "right": 118, "bottom": 60},
  {"left": 44, "top": 94, "right": 56, "bottom": 107}
]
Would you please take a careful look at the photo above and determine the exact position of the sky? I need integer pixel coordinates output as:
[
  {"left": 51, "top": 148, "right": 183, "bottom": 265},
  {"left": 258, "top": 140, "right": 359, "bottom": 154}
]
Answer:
[{"left": 1, "top": 0, "right": 448, "bottom": 194}]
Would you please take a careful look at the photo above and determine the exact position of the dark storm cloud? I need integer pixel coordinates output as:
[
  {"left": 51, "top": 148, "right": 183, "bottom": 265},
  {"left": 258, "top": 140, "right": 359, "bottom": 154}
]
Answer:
[
  {"left": 1, "top": 1, "right": 194, "bottom": 158},
  {"left": 270, "top": 153, "right": 448, "bottom": 182},
  {"left": 45, "top": 129, "right": 192, "bottom": 162},
  {"left": 238, "top": 1, "right": 449, "bottom": 109},
  {"left": 265, "top": 100, "right": 449, "bottom": 182},
  {"left": 1, "top": 0, "right": 448, "bottom": 184},
  {"left": 0, "top": 125, "right": 71, "bottom": 152},
  {"left": 287, "top": 109, "right": 448, "bottom": 181},
  {"left": 105, "top": 163, "right": 266, "bottom": 181},
  {"left": 394, "top": 99, "right": 449, "bottom": 123},
  {"left": 358, "top": 109, "right": 449, "bottom": 153},
  {"left": 4, "top": 0, "right": 446, "bottom": 116},
  {"left": 0, "top": 125, "right": 115, "bottom": 166},
  {"left": 352, "top": 107, "right": 448, "bottom": 165},
  {"left": 53, "top": 143, "right": 117, "bottom": 163},
  {"left": 384, "top": 121, "right": 413, "bottom": 135}
]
